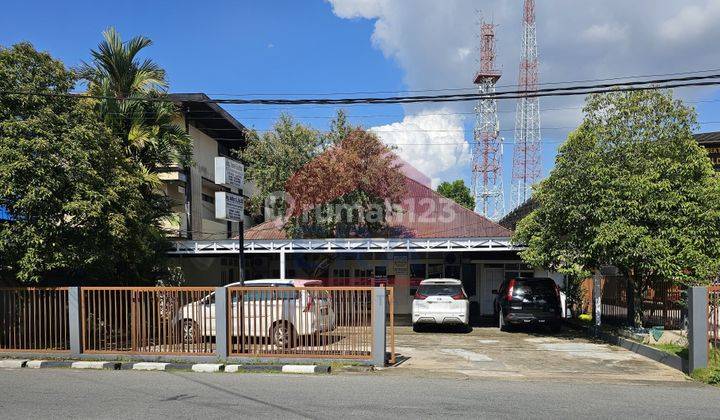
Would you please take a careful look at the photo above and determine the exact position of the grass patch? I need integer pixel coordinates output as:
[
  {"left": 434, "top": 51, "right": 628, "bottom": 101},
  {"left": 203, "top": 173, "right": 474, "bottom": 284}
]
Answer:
[
  {"left": 650, "top": 343, "right": 689, "bottom": 359},
  {"left": 650, "top": 344, "right": 720, "bottom": 386},
  {"left": 691, "top": 348, "right": 720, "bottom": 386}
]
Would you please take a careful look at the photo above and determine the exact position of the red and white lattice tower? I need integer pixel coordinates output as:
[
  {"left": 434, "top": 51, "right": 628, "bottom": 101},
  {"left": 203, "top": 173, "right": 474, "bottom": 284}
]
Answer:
[
  {"left": 511, "top": 0, "right": 541, "bottom": 209},
  {"left": 472, "top": 22, "right": 504, "bottom": 221}
]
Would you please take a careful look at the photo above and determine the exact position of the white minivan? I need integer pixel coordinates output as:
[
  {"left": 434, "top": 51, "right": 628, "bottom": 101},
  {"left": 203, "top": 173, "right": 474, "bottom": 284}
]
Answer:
[
  {"left": 175, "top": 279, "right": 336, "bottom": 348},
  {"left": 412, "top": 278, "right": 469, "bottom": 331}
]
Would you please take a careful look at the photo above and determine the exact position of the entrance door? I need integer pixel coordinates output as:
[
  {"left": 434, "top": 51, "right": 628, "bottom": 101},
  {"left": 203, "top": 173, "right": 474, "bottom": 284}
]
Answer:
[{"left": 481, "top": 268, "right": 504, "bottom": 315}]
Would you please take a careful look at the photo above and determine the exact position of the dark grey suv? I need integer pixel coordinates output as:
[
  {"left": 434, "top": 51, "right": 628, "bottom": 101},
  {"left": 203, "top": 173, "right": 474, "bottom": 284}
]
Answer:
[{"left": 493, "top": 277, "right": 562, "bottom": 332}]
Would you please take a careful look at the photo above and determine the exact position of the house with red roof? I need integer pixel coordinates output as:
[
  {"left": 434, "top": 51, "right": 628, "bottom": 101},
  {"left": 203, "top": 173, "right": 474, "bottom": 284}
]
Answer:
[{"left": 169, "top": 155, "right": 561, "bottom": 316}]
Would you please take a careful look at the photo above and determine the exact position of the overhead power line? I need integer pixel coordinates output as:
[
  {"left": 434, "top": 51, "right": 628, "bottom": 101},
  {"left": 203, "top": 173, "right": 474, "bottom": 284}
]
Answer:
[
  {"left": 204, "top": 67, "right": 720, "bottom": 97},
  {"left": 2, "top": 73, "right": 720, "bottom": 106}
]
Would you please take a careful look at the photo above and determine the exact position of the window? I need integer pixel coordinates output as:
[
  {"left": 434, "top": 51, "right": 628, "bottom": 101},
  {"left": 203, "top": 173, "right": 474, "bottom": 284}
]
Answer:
[
  {"left": 416, "top": 284, "right": 464, "bottom": 297},
  {"left": 202, "top": 194, "right": 215, "bottom": 204},
  {"left": 512, "top": 279, "right": 557, "bottom": 299}
]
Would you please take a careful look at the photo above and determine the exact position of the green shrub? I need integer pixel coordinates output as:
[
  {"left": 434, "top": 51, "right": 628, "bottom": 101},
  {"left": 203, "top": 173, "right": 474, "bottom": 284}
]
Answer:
[
  {"left": 710, "top": 370, "right": 720, "bottom": 385},
  {"left": 691, "top": 368, "right": 720, "bottom": 385}
]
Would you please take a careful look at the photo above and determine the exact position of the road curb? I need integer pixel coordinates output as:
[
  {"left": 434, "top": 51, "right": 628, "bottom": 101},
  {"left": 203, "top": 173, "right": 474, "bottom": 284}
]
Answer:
[
  {"left": 130, "top": 362, "right": 193, "bottom": 371},
  {"left": 191, "top": 363, "right": 224, "bottom": 373},
  {"left": 26, "top": 360, "right": 73, "bottom": 369},
  {"left": 0, "top": 359, "right": 28, "bottom": 368},
  {"left": 1, "top": 358, "right": 331, "bottom": 375},
  {"left": 71, "top": 361, "right": 120, "bottom": 370},
  {"left": 281, "top": 365, "right": 331, "bottom": 374}
]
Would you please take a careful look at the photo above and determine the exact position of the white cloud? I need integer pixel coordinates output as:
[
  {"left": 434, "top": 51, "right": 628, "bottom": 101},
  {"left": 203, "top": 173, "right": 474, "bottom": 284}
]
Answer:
[
  {"left": 661, "top": 1, "right": 720, "bottom": 42},
  {"left": 327, "top": 0, "right": 720, "bottom": 185},
  {"left": 370, "top": 109, "right": 469, "bottom": 187},
  {"left": 328, "top": 0, "right": 383, "bottom": 19},
  {"left": 581, "top": 23, "right": 627, "bottom": 43}
]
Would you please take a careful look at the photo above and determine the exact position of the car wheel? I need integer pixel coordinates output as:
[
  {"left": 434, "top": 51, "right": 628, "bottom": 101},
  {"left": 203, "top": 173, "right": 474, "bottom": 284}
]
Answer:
[
  {"left": 180, "top": 320, "right": 199, "bottom": 345},
  {"left": 270, "top": 322, "right": 296, "bottom": 349},
  {"left": 412, "top": 323, "right": 422, "bottom": 333}
]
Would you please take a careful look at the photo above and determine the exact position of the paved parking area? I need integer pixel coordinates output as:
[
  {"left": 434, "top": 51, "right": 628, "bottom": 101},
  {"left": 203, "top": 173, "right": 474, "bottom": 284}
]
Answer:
[{"left": 384, "top": 324, "right": 689, "bottom": 383}]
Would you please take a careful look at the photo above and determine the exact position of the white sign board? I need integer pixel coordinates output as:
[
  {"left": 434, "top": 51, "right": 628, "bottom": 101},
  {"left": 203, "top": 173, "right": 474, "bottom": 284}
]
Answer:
[
  {"left": 215, "top": 191, "right": 244, "bottom": 222},
  {"left": 214, "top": 157, "right": 244, "bottom": 190}
]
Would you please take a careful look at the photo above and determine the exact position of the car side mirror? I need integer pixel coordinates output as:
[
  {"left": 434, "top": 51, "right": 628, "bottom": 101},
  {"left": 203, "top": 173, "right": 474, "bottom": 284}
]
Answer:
[{"left": 491, "top": 289, "right": 498, "bottom": 295}]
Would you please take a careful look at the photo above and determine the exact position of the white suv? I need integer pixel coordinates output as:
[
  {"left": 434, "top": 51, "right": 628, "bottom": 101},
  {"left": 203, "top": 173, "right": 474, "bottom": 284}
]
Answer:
[
  {"left": 412, "top": 279, "right": 469, "bottom": 331},
  {"left": 176, "top": 279, "right": 336, "bottom": 348}
]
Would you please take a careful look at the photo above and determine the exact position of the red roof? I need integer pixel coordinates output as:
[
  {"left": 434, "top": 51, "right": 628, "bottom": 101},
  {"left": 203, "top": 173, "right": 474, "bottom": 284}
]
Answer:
[{"left": 245, "top": 176, "right": 511, "bottom": 240}]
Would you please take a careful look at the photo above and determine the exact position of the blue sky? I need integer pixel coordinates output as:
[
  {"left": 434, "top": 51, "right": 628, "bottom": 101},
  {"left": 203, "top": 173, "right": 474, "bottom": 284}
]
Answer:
[
  {"left": 0, "top": 0, "right": 405, "bottom": 131},
  {"left": 3, "top": 0, "right": 720, "bottom": 215}
]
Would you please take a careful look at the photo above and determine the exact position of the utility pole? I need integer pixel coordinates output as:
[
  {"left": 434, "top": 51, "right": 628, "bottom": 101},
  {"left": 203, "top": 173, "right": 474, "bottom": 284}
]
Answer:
[
  {"left": 238, "top": 207, "right": 244, "bottom": 285},
  {"left": 214, "top": 156, "right": 245, "bottom": 285}
]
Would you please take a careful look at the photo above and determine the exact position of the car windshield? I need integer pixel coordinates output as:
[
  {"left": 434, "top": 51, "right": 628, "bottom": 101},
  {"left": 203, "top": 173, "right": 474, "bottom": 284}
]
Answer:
[
  {"left": 417, "top": 284, "right": 463, "bottom": 296},
  {"left": 512, "top": 279, "right": 556, "bottom": 298}
]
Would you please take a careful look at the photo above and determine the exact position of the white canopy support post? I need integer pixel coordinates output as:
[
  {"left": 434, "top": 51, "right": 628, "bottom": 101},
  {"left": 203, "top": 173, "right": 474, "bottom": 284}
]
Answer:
[{"left": 280, "top": 250, "right": 286, "bottom": 280}]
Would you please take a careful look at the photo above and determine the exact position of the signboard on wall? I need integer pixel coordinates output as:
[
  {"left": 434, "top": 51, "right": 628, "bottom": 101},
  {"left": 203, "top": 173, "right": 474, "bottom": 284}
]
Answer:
[
  {"left": 215, "top": 191, "right": 244, "bottom": 222},
  {"left": 214, "top": 157, "right": 244, "bottom": 190},
  {"left": 392, "top": 253, "right": 409, "bottom": 275}
]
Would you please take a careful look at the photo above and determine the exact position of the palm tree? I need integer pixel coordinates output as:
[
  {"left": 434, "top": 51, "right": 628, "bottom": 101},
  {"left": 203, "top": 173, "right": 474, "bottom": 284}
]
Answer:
[{"left": 79, "top": 27, "right": 192, "bottom": 174}]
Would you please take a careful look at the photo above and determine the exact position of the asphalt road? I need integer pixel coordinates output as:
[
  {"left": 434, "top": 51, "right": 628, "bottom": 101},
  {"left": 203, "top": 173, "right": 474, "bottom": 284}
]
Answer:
[{"left": 0, "top": 369, "right": 718, "bottom": 419}]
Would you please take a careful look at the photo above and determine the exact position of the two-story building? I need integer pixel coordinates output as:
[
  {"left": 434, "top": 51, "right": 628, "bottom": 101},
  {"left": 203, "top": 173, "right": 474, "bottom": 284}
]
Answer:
[{"left": 163, "top": 93, "right": 253, "bottom": 284}]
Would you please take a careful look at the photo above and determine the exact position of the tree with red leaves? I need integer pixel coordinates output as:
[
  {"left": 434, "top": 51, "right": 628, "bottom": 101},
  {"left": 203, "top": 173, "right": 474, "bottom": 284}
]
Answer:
[{"left": 285, "top": 129, "right": 406, "bottom": 238}]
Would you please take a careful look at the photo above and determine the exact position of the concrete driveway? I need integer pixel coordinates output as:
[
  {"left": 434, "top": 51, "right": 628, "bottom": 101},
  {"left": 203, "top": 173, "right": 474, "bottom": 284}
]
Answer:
[{"left": 385, "top": 324, "right": 689, "bottom": 383}]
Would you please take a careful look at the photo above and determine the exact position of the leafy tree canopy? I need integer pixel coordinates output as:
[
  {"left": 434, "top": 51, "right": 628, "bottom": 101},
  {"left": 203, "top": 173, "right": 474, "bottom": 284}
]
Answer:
[
  {"left": 285, "top": 128, "right": 406, "bottom": 238},
  {"left": 79, "top": 27, "right": 192, "bottom": 175},
  {"left": 437, "top": 179, "right": 475, "bottom": 210},
  {"left": 239, "top": 113, "right": 324, "bottom": 215},
  {"left": 240, "top": 110, "right": 406, "bottom": 238},
  {"left": 515, "top": 90, "right": 720, "bottom": 293},
  {"left": 0, "top": 43, "right": 171, "bottom": 283}
]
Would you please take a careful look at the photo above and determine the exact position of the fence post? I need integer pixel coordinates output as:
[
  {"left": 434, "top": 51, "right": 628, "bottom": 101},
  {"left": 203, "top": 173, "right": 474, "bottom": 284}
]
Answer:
[
  {"left": 371, "top": 287, "right": 387, "bottom": 367},
  {"left": 215, "top": 287, "right": 228, "bottom": 359},
  {"left": 688, "top": 286, "right": 708, "bottom": 372},
  {"left": 68, "top": 287, "right": 82, "bottom": 356},
  {"left": 592, "top": 271, "right": 602, "bottom": 336}
]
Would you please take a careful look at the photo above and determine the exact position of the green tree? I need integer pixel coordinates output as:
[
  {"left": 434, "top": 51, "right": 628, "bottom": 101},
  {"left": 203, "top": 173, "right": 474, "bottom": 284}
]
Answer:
[
  {"left": 79, "top": 27, "right": 192, "bottom": 175},
  {"left": 437, "top": 180, "right": 475, "bottom": 210},
  {"left": 0, "top": 43, "right": 169, "bottom": 283},
  {"left": 285, "top": 129, "right": 406, "bottom": 238},
  {"left": 515, "top": 90, "right": 720, "bottom": 326},
  {"left": 78, "top": 28, "right": 193, "bottom": 282},
  {"left": 239, "top": 113, "right": 322, "bottom": 216}
]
